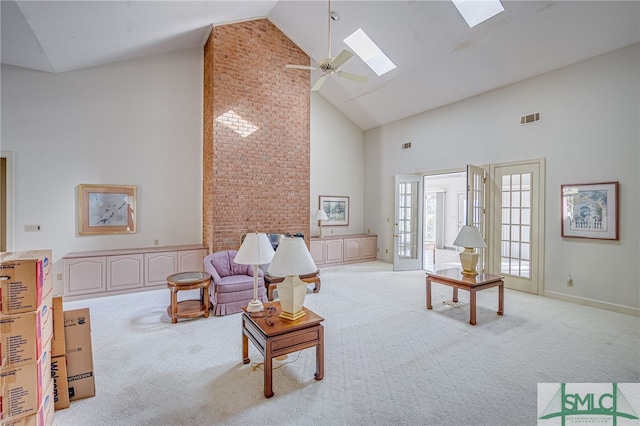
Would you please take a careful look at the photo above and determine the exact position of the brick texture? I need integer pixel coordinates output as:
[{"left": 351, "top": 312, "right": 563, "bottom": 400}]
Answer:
[{"left": 203, "top": 19, "right": 311, "bottom": 252}]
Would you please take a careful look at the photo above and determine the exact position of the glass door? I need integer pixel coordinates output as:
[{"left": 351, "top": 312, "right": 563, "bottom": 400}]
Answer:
[{"left": 393, "top": 174, "right": 423, "bottom": 271}]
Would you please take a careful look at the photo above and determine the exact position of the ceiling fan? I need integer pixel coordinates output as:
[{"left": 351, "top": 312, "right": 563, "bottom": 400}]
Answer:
[{"left": 286, "top": 0, "right": 368, "bottom": 91}]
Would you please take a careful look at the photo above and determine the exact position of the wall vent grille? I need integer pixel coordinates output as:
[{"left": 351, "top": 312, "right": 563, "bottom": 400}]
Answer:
[
  {"left": 520, "top": 112, "right": 541, "bottom": 125},
  {"left": 401, "top": 142, "right": 412, "bottom": 149}
]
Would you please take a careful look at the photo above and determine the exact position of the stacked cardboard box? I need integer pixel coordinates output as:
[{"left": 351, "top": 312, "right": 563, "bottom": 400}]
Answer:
[
  {"left": 50, "top": 296, "right": 69, "bottom": 411},
  {"left": 62, "top": 309, "right": 94, "bottom": 403},
  {"left": 50, "top": 296, "right": 95, "bottom": 412},
  {"left": 0, "top": 250, "right": 54, "bottom": 425}
]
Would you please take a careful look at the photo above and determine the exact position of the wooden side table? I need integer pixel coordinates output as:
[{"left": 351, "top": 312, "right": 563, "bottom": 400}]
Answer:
[
  {"left": 426, "top": 268, "right": 504, "bottom": 325},
  {"left": 242, "top": 301, "right": 324, "bottom": 398},
  {"left": 264, "top": 270, "right": 321, "bottom": 301},
  {"left": 166, "top": 271, "right": 211, "bottom": 324}
]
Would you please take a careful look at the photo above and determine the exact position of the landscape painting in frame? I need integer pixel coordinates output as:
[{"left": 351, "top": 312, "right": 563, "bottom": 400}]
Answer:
[
  {"left": 78, "top": 184, "right": 137, "bottom": 235},
  {"left": 320, "top": 196, "right": 349, "bottom": 226},
  {"left": 561, "top": 182, "right": 618, "bottom": 240}
]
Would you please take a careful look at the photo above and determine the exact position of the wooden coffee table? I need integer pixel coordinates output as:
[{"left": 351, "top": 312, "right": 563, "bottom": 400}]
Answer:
[
  {"left": 242, "top": 301, "right": 324, "bottom": 398},
  {"left": 426, "top": 268, "right": 504, "bottom": 325},
  {"left": 166, "top": 271, "right": 211, "bottom": 324},
  {"left": 264, "top": 270, "right": 321, "bottom": 301}
]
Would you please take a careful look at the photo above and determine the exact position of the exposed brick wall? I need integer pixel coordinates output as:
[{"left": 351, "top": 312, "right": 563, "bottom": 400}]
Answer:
[{"left": 203, "top": 19, "right": 311, "bottom": 252}]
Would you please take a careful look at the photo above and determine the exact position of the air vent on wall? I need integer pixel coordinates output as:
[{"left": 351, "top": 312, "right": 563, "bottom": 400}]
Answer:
[
  {"left": 401, "top": 142, "right": 412, "bottom": 150},
  {"left": 520, "top": 112, "right": 541, "bottom": 125}
]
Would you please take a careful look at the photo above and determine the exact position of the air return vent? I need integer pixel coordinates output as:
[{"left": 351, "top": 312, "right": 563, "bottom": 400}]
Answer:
[
  {"left": 520, "top": 112, "right": 541, "bottom": 125},
  {"left": 401, "top": 142, "right": 412, "bottom": 150}
]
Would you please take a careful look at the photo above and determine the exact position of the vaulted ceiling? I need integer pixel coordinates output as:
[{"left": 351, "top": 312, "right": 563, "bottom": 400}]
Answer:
[{"left": 2, "top": 1, "right": 639, "bottom": 130}]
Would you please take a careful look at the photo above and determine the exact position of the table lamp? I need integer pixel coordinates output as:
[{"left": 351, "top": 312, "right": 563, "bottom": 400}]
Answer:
[
  {"left": 314, "top": 209, "right": 329, "bottom": 238},
  {"left": 452, "top": 225, "right": 487, "bottom": 276},
  {"left": 267, "top": 236, "right": 317, "bottom": 321},
  {"left": 235, "top": 232, "right": 275, "bottom": 313}
]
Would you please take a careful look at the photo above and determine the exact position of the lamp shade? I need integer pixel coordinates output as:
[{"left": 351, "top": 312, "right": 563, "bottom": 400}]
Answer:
[
  {"left": 268, "top": 237, "right": 317, "bottom": 277},
  {"left": 453, "top": 225, "right": 487, "bottom": 249},
  {"left": 314, "top": 209, "right": 329, "bottom": 221},
  {"left": 235, "top": 232, "right": 275, "bottom": 265}
]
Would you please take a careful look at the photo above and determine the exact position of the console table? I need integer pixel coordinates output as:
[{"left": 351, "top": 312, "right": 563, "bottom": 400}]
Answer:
[
  {"left": 263, "top": 270, "right": 321, "bottom": 301},
  {"left": 242, "top": 301, "right": 324, "bottom": 398},
  {"left": 426, "top": 268, "right": 504, "bottom": 325}
]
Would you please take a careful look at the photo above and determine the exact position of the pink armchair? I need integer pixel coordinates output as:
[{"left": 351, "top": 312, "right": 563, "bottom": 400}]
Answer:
[{"left": 204, "top": 250, "right": 268, "bottom": 316}]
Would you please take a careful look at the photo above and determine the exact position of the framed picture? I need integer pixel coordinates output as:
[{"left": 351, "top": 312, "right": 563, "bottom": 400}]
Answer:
[
  {"left": 561, "top": 181, "right": 618, "bottom": 240},
  {"left": 319, "top": 195, "right": 349, "bottom": 226},
  {"left": 78, "top": 184, "right": 137, "bottom": 235}
]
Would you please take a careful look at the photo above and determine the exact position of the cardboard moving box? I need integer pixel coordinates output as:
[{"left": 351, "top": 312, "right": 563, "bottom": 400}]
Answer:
[
  {"left": 50, "top": 355, "right": 69, "bottom": 410},
  {"left": 1, "top": 376, "right": 54, "bottom": 426},
  {"left": 0, "top": 292, "right": 53, "bottom": 369},
  {"left": 0, "top": 350, "right": 53, "bottom": 422},
  {"left": 0, "top": 250, "right": 52, "bottom": 315},
  {"left": 50, "top": 296, "right": 65, "bottom": 357},
  {"left": 63, "top": 308, "right": 95, "bottom": 401}
]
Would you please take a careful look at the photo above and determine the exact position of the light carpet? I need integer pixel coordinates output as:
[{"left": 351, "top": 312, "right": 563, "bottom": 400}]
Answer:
[{"left": 53, "top": 261, "right": 640, "bottom": 426}]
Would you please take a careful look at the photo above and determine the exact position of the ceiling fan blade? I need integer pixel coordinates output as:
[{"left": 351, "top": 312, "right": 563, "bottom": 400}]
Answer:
[
  {"left": 311, "top": 75, "right": 328, "bottom": 92},
  {"left": 337, "top": 70, "right": 368, "bottom": 83},
  {"left": 331, "top": 50, "right": 353, "bottom": 68},
  {"left": 286, "top": 64, "right": 317, "bottom": 70}
]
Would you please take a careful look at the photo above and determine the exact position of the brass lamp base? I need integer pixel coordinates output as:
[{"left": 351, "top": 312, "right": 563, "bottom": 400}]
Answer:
[
  {"left": 277, "top": 275, "right": 307, "bottom": 322},
  {"left": 459, "top": 248, "right": 480, "bottom": 276},
  {"left": 278, "top": 310, "right": 306, "bottom": 321}
]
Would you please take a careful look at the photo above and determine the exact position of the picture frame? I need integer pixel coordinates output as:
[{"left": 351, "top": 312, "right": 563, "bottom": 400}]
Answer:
[
  {"left": 78, "top": 184, "right": 137, "bottom": 235},
  {"left": 319, "top": 195, "right": 349, "bottom": 226},
  {"left": 561, "top": 181, "right": 618, "bottom": 240}
]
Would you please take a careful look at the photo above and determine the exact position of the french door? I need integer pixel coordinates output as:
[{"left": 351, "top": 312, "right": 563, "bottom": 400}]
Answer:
[
  {"left": 490, "top": 159, "right": 545, "bottom": 294},
  {"left": 466, "top": 164, "right": 487, "bottom": 272},
  {"left": 393, "top": 174, "right": 423, "bottom": 271}
]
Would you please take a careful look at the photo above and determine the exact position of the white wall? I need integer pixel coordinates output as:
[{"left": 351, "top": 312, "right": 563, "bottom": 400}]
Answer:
[
  {"left": 310, "top": 92, "right": 365, "bottom": 237},
  {"left": 1, "top": 48, "right": 204, "bottom": 289},
  {"left": 364, "top": 43, "right": 639, "bottom": 313}
]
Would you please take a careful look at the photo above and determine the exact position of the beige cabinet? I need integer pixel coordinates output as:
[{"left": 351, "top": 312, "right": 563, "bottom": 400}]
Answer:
[
  {"left": 65, "top": 256, "right": 106, "bottom": 295},
  {"left": 106, "top": 254, "right": 144, "bottom": 291},
  {"left": 310, "top": 234, "right": 377, "bottom": 267},
  {"left": 310, "top": 240, "right": 325, "bottom": 264},
  {"left": 63, "top": 244, "right": 207, "bottom": 299},
  {"left": 144, "top": 251, "right": 177, "bottom": 287}
]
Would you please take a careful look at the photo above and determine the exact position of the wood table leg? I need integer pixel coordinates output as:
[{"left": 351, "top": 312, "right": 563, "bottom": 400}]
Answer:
[
  {"left": 264, "top": 341, "right": 274, "bottom": 398},
  {"left": 170, "top": 288, "right": 178, "bottom": 324},
  {"left": 202, "top": 284, "right": 210, "bottom": 318},
  {"left": 242, "top": 322, "right": 250, "bottom": 364},
  {"left": 267, "top": 284, "right": 275, "bottom": 302},
  {"left": 452, "top": 287, "right": 459, "bottom": 303},
  {"left": 469, "top": 290, "right": 477, "bottom": 325},
  {"left": 315, "top": 325, "right": 324, "bottom": 381},
  {"left": 497, "top": 282, "right": 504, "bottom": 316},
  {"left": 426, "top": 277, "right": 432, "bottom": 309}
]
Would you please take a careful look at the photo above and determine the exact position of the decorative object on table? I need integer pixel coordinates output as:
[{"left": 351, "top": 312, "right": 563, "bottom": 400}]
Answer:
[
  {"left": 77, "top": 184, "right": 136, "bottom": 235},
  {"left": 319, "top": 195, "right": 349, "bottom": 226},
  {"left": 267, "top": 237, "right": 317, "bottom": 321},
  {"left": 234, "top": 233, "right": 275, "bottom": 313},
  {"left": 561, "top": 181, "right": 619, "bottom": 240},
  {"left": 452, "top": 225, "right": 487, "bottom": 276},
  {"left": 314, "top": 209, "right": 329, "bottom": 238}
]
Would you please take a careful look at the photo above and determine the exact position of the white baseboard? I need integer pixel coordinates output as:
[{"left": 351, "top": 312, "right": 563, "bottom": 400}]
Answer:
[{"left": 544, "top": 290, "right": 640, "bottom": 317}]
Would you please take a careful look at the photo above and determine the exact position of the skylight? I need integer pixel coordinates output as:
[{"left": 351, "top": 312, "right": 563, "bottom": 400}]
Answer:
[
  {"left": 344, "top": 28, "right": 396, "bottom": 77},
  {"left": 452, "top": 0, "right": 504, "bottom": 28}
]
